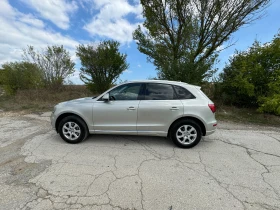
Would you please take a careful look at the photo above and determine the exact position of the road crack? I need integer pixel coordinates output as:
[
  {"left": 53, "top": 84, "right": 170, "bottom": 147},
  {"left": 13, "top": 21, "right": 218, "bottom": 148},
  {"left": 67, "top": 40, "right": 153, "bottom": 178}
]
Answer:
[
  {"left": 198, "top": 152, "right": 247, "bottom": 210},
  {"left": 246, "top": 149, "right": 280, "bottom": 200}
]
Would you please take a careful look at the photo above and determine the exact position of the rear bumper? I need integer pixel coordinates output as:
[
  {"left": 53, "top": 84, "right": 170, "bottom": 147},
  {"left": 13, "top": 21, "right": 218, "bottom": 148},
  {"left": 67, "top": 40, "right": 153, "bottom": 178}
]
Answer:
[
  {"left": 205, "top": 129, "right": 216, "bottom": 136},
  {"left": 204, "top": 121, "right": 217, "bottom": 136},
  {"left": 50, "top": 112, "right": 56, "bottom": 130}
]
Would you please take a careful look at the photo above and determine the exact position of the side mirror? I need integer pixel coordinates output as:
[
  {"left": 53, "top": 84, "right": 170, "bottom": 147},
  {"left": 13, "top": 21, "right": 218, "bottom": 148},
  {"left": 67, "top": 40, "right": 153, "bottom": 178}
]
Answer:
[{"left": 102, "top": 93, "right": 109, "bottom": 102}]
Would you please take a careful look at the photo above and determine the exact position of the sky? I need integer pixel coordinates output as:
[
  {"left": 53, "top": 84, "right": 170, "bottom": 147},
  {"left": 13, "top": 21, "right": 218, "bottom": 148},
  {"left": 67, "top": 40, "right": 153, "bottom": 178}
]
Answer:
[{"left": 0, "top": 0, "right": 280, "bottom": 84}]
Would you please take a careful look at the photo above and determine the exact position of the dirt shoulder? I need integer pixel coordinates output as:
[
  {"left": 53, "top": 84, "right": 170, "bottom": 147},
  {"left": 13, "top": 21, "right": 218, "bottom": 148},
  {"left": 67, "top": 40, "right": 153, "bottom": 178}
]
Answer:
[{"left": 218, "top": 120, "right": 280, "bottom": 132}]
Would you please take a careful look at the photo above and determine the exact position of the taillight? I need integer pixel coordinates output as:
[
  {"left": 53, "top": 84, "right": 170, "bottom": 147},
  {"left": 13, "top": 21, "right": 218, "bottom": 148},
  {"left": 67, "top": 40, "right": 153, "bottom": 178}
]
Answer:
[{"left": 208, "top": 104, "right": 216, "bottom": 113}]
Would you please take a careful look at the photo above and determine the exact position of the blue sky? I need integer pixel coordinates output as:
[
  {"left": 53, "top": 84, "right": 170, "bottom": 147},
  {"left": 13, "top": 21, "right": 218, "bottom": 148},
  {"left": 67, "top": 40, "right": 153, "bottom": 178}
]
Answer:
[{"left": 0, "top": 0, "right": 280, "bottom": 84}]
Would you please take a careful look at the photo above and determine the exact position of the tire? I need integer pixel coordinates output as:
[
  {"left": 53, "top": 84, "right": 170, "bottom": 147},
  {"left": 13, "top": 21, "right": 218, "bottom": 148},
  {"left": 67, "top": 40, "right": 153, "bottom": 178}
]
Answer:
[
  {"left": 58, "top": 115, "right": 89, "bottom": 144},
  {"left": 170, "top": 119, "right": 202, "bottom": 148}
]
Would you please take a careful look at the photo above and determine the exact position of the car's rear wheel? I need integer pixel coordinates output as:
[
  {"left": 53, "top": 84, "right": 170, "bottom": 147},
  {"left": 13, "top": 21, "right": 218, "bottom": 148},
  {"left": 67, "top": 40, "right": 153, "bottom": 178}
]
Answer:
[
  {"left": 58, "top": 116, "right": 88, "bottom": 144},
  {"left": 170, "top": 119, "right": 202, "bottom": 148}
]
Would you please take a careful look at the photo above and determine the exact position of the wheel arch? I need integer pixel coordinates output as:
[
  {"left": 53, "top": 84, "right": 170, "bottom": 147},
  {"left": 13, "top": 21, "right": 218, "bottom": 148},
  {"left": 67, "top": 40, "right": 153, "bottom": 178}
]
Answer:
[
  {"left": 55, "top": 112, "right": 89, "bottom": 133},
  {"left": 168, "top": 116, "right": 206, "bottom": 137}
]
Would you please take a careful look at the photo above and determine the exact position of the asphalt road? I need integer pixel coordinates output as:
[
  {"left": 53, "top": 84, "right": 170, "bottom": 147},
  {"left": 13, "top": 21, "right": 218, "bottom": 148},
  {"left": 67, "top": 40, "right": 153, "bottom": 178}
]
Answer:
[{"left": 0, "top": 112, "right": 280, "bottom": 210}]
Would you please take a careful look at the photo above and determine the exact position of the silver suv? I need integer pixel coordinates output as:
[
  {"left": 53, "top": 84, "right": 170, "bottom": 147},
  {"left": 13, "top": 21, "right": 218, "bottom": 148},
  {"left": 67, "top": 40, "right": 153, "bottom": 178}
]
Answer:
[{"left": 51, "top": 80, "right": 217, "bottom": 148}]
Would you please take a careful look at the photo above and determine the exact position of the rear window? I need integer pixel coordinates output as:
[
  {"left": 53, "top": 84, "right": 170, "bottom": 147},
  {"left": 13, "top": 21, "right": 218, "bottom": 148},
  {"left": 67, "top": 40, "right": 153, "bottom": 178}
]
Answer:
[
  {"left": 173, "top": 85, "right": 195, "bottom": 99},
  {"left": 144, "top": 83, "right": 176, "bottom": 100}
]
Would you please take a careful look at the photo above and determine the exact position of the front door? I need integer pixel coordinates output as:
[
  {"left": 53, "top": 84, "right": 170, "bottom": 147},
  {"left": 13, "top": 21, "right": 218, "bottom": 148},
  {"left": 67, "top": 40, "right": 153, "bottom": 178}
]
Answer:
[{"left": 92, "top": 83, "right": 142, "bottom": 134}]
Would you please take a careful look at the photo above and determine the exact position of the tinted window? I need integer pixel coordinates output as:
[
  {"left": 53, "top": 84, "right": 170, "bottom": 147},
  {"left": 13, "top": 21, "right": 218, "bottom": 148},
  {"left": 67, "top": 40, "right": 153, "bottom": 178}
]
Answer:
[
  {"left": 173, "top": 85, "right": 195, "bottom": 99},
  {"left": 109, "top": 83, "right": 141, "bottom": 100},
  {"left": 144, "top": 83, "right": 175, "bottom": 100}
]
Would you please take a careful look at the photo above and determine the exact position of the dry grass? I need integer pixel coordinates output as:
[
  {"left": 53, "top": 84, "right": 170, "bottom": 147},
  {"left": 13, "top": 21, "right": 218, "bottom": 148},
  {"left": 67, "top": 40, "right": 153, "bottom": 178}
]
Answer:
[
  {"left": 0, "top": 85, "right": 94, "bottom": 113},
  {"left": 216, "top": 105, "right": 280, "bottom": 127}
]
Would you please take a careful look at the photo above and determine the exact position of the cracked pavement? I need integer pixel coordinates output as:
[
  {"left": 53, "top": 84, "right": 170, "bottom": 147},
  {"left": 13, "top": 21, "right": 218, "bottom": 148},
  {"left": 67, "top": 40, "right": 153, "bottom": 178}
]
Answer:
[{"left": 0, "top": 112, "right": 280, "bottom": 210}]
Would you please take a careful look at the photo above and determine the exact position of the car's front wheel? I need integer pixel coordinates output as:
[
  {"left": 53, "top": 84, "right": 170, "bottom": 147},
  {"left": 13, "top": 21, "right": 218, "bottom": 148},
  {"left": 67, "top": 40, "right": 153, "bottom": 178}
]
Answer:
[
  {"left": 58, "top": 116, "right": 88, "bottom": 144},
  {"left": 170, "top": 119, "right": 202, "bottom": 148}
]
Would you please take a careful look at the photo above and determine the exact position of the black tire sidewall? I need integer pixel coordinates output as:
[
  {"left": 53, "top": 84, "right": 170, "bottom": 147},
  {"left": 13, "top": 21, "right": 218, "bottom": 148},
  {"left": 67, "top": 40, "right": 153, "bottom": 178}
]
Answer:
[
  {"left": 171, "top": 120, "right": 202, "bottom": 148},
  {"left": 58, "top": 116, "right": 88, "bottom": 144}
]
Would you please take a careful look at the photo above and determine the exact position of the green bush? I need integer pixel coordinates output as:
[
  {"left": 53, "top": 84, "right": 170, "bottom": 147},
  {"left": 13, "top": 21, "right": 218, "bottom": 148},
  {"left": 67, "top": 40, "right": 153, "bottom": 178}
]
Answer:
[
  {"left": 258, "top": 69, "right": 280, "bottom": 115},
  {"left": 220, "top": 33, "right": 280, "bottom": 114},
  {"left": 1, "top": 62, "right": 44, "bottom": 95},
  {"left": 258, "top": 95, "right": 280, "bottom": 116}
]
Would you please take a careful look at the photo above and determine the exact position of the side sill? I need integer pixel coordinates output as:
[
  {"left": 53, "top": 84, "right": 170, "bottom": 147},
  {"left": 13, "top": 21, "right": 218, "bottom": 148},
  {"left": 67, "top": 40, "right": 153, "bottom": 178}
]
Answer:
[{"left": 89, "top": 130, "right": 167, "bottom": 137}]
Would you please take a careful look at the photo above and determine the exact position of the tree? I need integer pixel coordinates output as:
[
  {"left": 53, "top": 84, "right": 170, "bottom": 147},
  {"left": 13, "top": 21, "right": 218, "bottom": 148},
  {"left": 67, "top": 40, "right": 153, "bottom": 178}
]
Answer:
[
  {"left": 23, "top": 45, "right": 75, "bottom": 88},
  {"left": 76, "top": 40, "right": 129, "bottom": 93},
  {"left": 133, "top": 0, "right": 270, "bottom": 84},
  {"left": 220, "top": 33, "right": 280, "bottom": 115},
  {"left": 1, "top": 62, "right": 44, "bottom": 95},
  {"left": 0, "top": 68, "right": 4, "bottom": 86}
]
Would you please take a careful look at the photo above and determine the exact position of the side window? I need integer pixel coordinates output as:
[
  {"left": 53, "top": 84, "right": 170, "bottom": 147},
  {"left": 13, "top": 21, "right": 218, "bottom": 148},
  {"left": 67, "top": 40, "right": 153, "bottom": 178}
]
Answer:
[
  {"left": 109, "top": 83, "right": 141, "bottom": 100},
  {"left": 144, "top": 83, "right": 175, "bottom": 100},
  {"left": 173, "top": 85, "right": 195, "bottom": 99}
]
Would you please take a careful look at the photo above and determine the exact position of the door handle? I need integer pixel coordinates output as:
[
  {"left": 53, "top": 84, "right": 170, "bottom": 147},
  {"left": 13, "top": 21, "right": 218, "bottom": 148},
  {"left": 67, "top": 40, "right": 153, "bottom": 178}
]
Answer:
[
  {"left": 127, "top": 107, "right": 136, "bottom": 110},
  {"left": 170, "top": 107, "right": 179, "bottom": 110}
]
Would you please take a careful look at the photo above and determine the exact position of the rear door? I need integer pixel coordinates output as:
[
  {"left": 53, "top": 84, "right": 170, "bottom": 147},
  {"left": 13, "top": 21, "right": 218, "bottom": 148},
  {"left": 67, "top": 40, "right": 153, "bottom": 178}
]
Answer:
[{"left": 137, "top": 83, "right": 183, "bottom": 136}]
